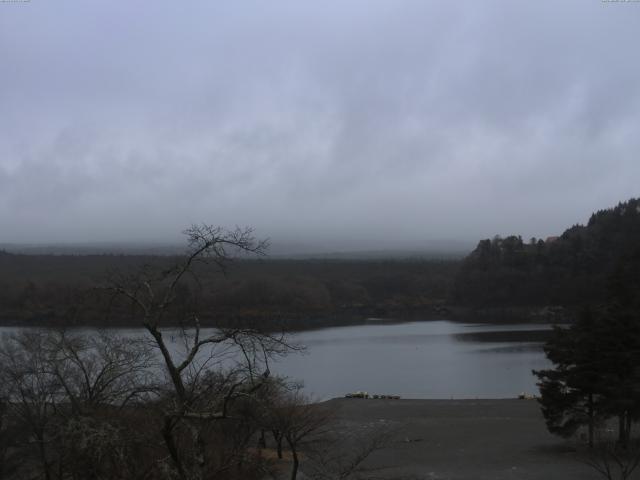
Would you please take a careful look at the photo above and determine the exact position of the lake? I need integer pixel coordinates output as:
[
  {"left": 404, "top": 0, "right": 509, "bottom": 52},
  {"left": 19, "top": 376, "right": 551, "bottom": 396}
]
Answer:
[
  {"left": 272, "top": 320, "right": 552, "bottom": 400},
  {"left": 0, "top": 320, "right": 552, "bottom": 400}
]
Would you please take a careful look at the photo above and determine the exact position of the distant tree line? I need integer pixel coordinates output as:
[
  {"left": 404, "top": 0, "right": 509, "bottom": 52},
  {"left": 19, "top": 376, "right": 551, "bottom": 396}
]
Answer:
[
  {"left": 453, "top": 198, "right": 640, "bottom": 310},
  {"left": 0, "top": 253, "right": 459, "bottom": 328},
  {"left": 5, "top": 198, "right": 640, "bottom": 329}
]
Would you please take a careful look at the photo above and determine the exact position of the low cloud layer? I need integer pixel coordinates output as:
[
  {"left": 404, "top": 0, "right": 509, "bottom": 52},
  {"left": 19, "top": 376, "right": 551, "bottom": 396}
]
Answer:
[{"left": 1, "top": 0, "right": 639, "bottom": 250}]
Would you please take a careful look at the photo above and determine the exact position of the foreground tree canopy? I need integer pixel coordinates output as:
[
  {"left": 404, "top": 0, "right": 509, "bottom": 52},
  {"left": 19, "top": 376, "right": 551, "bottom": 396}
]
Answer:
[
  {"left": 0, "top": 225, "right": 389, "bottom": 480},
  {"left": 0, "top": 225, "right": 292, "bottom": 479}
]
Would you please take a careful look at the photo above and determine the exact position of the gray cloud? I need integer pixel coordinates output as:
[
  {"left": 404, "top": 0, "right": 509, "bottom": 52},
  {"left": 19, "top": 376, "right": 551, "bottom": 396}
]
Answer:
[{"left": 1, "top": 0, "right": 639, "bottom": 249}]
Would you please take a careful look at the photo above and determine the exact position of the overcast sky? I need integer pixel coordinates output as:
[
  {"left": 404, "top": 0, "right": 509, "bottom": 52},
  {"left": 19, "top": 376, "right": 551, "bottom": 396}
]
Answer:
[{"left": 1, "top": 0, "right": 639, "bottom": 251}]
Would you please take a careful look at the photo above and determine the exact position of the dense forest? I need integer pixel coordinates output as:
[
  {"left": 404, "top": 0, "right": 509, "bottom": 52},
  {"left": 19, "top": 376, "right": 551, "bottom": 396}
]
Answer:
[
  {"left": 453, "top": 198, "right": 640, "bottom": 311},
  {"left": 2, "top": 198, "right": 640, "bottom": 328},
  {"left": 0, "top": 253, "right": 458, "bottom": 328}
]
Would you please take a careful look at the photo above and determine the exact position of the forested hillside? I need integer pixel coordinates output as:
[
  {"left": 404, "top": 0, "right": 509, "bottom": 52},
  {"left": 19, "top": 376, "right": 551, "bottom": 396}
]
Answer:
[
  {"left": 4, "top": 198, "right": 640, "bottom": 327},
  {"left": 0, "top": 253, "right": 458, "bottom": 328},
  {"left": 453, "top": 198, "right": 640, "bottom": 309}
]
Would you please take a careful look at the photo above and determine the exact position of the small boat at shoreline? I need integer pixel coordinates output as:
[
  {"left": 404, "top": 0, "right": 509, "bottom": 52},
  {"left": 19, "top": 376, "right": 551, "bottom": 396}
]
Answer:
[{"left": 345, "top": 391, "right": 401, "bottom": 399}]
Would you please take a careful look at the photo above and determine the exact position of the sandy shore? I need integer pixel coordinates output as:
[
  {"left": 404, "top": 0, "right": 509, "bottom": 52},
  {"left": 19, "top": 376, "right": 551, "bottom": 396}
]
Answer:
[{"left": 319, "top": 398, "right": 599, "bottom": 480}]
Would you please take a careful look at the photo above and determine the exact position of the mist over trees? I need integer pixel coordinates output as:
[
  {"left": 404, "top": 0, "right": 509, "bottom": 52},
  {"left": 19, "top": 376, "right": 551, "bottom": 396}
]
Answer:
[
  {"left": 2, "top": 198, "right": 640, "bottom": 329},
  {"left": 0, "top": 200, "right": 639, "bottom": 478}
]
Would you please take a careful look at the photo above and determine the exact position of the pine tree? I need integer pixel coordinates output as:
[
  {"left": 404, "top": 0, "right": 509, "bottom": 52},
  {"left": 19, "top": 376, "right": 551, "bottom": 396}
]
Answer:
[
  {"left": 535, "top": 305, "right": 640, "bottom": 448},
  {"left": 534, "top": 311, "right": 605, "bottom": 447}
]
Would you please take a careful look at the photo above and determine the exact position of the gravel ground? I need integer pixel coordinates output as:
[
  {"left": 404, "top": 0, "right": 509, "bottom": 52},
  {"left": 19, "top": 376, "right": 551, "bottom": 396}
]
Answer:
[{"left": 318, "top": 398, "right": 600, "bottom": 480}]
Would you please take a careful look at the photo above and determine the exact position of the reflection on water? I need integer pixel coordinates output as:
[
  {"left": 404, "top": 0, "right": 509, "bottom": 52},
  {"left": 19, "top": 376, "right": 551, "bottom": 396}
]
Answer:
[
  {"left": 0, "top": 320, "right": 552, "bottom": 400},
  {"left": 472, "top": 344, "right": 544, "bottom": 354},
  {"left": 272, "top": 320, "right": 552, "bottom": 400},
  {"left": 453, "top": 329, "right": 552, "bottom": 343}
]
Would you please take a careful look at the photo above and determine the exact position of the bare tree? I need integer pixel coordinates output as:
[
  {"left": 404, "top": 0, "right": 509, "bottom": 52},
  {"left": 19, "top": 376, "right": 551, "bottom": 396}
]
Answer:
[
  {"left": 259, "top": 385, "right": 393, "bottom": 480},
  {"left": 252, "top": 376, "right": 301, "bottom": 460},
  {"left": 304, "top": 426, "right": 394, "bottom": 480},
  {"left": 259, "top": 386, "right": 332, "bottom": 480},
  {"left": 0, "top": 329, "right": 157, "bottom": 480},
  {"left": 0, "top": 377, "right": 22, "bottom": 480},
  {"left": 44, "top": 330, "right": 155, "bottom": 415},
  {"left": 0, "top": 225, "right": 298, "bottom": 480},
  {"left": 105, "top": 224, "right": 296, "bottom": 479},
  {"left": 0, "top": 331, "right": 61, "bottom": 480}
]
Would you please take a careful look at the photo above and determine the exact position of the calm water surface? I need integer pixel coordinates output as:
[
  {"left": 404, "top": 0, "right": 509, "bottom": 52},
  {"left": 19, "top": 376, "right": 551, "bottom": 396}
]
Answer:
[
  {"left": 273, "top": 320, "right": 551, "bottom": 400},
  {"left": 1, "top": 320, "right": 551, "bottom": 400}
]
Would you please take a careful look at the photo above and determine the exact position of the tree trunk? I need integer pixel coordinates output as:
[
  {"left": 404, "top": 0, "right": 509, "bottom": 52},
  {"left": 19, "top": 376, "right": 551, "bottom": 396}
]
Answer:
[
  {"left": 36, "top": 432, "right": 51, "bottom": 480},
  {"left": 273, "top": 430, "right": 283, "bottom": 459},
  {"left": 194, "top": 426, "right": 206, "bottom": 478},
  {"left": 588, "top": 393, "right": 594, "bottom": 448},
  {"left": 286, "top": 435, "right": 299, "bottom": 480},
  {"left": 618, "top": 412, "right": 630, "bottom": 449},
  {"left": 289, "top": 445, "right": 299, "bottom": 480},
  {"left": 162, "top": 416, "right": 187, "bottom": 480},
  {"left": 146, "top": 326, "right": 186, "bottom": 404},
  {"left": 619, "top": 414, "right": 625, "bottom": 446}
]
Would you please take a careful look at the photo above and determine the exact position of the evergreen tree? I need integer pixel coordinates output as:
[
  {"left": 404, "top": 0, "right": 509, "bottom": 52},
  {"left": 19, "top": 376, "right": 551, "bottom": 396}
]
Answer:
[
  {"left": 534, "top": 310, "right": 605, "bottom": 447},
  {"left": 535, "top": 305, "right": 640, "bottom": 448},
  {"left": 595, "top": 306, "right": 640, "bottom": 447},
  {"left": 454, "top": 197, "right": 640, "bottom": 308}
]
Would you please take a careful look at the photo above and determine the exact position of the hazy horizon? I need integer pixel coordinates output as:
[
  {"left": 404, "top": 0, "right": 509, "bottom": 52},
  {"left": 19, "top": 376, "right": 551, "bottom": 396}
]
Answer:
[
  {"left": 0, "top": 237, "right": 474, "bottom": 258},
  {"left": 2, "top": 1, "right": 639, "bottom": 248}
]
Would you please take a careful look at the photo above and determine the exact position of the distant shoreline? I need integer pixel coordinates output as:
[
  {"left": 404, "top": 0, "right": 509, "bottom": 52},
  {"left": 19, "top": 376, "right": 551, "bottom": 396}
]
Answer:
[{"left": 0, "top": 306, "right": 567, "bottom": 332}]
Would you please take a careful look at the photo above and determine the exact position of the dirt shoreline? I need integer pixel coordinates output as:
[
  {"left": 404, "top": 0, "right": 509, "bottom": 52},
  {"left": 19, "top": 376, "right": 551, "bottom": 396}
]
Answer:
[{"left": 319, "top": 398, "right": 599, "bottom": 480}]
